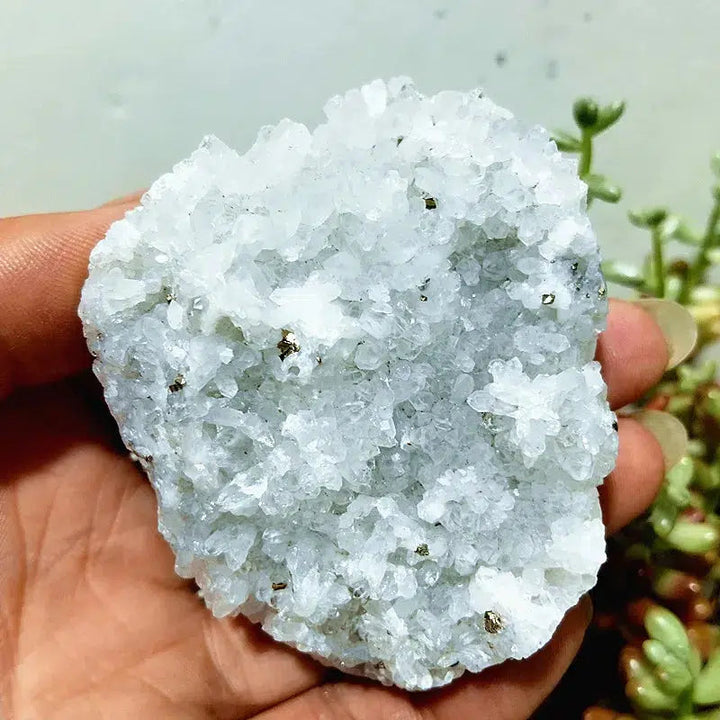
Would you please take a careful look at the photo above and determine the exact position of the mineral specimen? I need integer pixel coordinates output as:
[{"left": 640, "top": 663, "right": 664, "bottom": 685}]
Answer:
[{"left": 79, "top": 78, "right": 618, "bottom": 690}]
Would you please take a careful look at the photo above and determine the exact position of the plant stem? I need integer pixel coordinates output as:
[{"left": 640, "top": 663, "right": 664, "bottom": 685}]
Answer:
[
  {"left": 579, "top": 129, "right": 594, "bottom": 208},
  {"left": 680, "top": 195, "right": 720, "bottom": 303},
  {"left": 652, "top": 226, "right": 666, "bottom": 298},
  {"left": 579, "top": 129, "right": 593, "bottom": 178}
]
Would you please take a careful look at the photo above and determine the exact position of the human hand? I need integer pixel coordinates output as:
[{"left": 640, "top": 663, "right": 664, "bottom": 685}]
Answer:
[{"left": 0, "top": 198, "right": 691, "bottom": 719}]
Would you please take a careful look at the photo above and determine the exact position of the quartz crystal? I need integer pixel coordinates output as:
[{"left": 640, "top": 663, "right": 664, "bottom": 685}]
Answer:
[{"left": 79, "top": 78, "right": 618, "bottom": 691}]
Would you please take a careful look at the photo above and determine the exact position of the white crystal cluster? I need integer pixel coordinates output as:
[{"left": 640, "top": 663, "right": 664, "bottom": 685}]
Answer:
[{"left": 79, "top": 78, "right": 617, "bottom": 690}]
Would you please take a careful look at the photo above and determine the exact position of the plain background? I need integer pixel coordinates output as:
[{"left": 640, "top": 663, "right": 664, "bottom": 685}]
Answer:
[{"left": 2, "top": 0, "right": 719, "bottom": 264}]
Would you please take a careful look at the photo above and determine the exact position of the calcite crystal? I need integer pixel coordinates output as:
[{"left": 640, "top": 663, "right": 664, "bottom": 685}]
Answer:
[{"left": 79, "top": 78, "right": 618, "bottom": 690}]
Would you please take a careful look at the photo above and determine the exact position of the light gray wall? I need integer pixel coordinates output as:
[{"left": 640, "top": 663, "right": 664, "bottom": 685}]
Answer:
[{"left": 2, "top": 0, "right": 719, "bottom": 263}]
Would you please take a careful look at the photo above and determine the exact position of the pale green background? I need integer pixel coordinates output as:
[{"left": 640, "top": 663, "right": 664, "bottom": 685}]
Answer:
[{"left": 2, "top": 0, "right": 719, "bottom": 263}]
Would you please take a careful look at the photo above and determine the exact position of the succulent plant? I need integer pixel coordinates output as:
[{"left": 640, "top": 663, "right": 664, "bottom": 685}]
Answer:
[{"left": 537, "top": 100, "right": 720, "bottom": 720}]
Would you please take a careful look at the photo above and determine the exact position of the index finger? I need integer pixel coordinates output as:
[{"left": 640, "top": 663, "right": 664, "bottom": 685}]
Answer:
[
  {"left": 0, "top": 203, "right": 137, "bottom": 399},
  {"left": 0, "top": 209, "right": 680, "bottom": 408},
  {"left": 597, "top": 299, "right": 669, "bottom": 409}
]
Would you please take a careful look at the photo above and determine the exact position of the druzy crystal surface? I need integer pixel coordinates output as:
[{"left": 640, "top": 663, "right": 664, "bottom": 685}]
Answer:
[{"left": 79, "top": 78, "right": 618, "bottom": 690}]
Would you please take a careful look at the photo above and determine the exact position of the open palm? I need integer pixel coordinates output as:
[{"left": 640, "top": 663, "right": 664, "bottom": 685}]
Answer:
[{"left": 0, "top": 200, "right": 674, "bottom": 720}]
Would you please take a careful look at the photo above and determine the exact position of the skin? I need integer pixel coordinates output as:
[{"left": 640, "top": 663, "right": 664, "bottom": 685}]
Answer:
[{"left": 0, "top": 196, "right": 669, "bottom": 720}]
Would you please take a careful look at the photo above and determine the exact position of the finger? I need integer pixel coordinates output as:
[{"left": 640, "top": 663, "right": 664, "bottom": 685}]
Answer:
[
  {"left": 261, "top": 418, "right": 665, "bottom": 719},
  {"left": 0, "top": 379, "right": 326, "bottom": 718},
  {"left": 258, "top": 418, "right": 665, "bottom": 719},
  {"left": 419, "top": 596, "right": 592, "bottom": 720},
  {"left": 0, "top": 203, "right": 137, "bottom": 400},
  {"left": 251, "top": 598, "right": 592, "bottom": 720},
  {"left": 100, "top": 190, "right": 146, "bottom": 208},
  {"left": 597, "top": 299, "right": 669, "bottom": 409},
  {"left": 0, "top": 215, "right": 671, "bottom": 408},
  {"left": 600, "top": 417, "right": 665, "bottom": 535}
]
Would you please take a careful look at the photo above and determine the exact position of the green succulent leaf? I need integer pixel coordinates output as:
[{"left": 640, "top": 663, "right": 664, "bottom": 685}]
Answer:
[
  {"left": 601, "top": 260, "right": 644, "bottom": 288},
  {"left": 693, "top": 460, "right": 720, "bottom": 491},
  {"left": 666, "top": 394, "right": 694, "bottom": 416},
  {"left": 629, "top": 207, "right": 669, "bottom": 229},
  {"left": 665, "top": 472, "right": 692, "bottom": 508},
  {"left": 678, "top": 361, "right": 718, "bottom": 393},
  {"left": 673, "top": 225, "right": 701, "bottom": 245},
  {"left": 650, "top": 459, "right": 694, "bottom": 537},
  {"left": 656, "top": 663, "right": 694, "bottom": 696},
  {"left": 625, "top": 542, "right": 651, "bottom": 562},
  {"left": 665, "top": 480, "right": 693, "bottom": 508},
  {"left": 690, "top": 285, "right": 720, "bottom": 303},
  {"left": 667, "top": 455, "right": 694, "bottom": 489},
  {"left": 657, "top": 213, "right": 681, "bottom": 237},
  {"left": 707, "top": 247, "right": 720, "bottom": 264},
  {"left": 657, "top": 214, "right": 699, "bottom": 245},
  {"left": 644, "top": 638, "right": 670, "bottom": 667},
  {"left": 626, "top": 655, "right": 681, "bottom": 712},
  {"left": 594, "top": 100, "right": 626, "bottom": 133},
  {"left": 694, "top": 648, "right": 720, "bottom": 706},
  {"left": 573, "top": 97, "right": 600, "bottom": 130},
  {"left": 665, "top": 274, "right": 683, "bottom": 301},
  {"left": 629, "top": 678, "right": 680, "bottom": 712},
  {"left": 687, "top": 438, "right": 708, "bottom": 458},
  {"left": 644, "top": 607, "right": 691, "bottom": 661},
  {"left": 642, "top": 638, "right": 693, "bottom": 695},
  {"left": 650, "top": 492, "right": 684, "bottom": 539},
  {"left": 665, "top": 520, "right": 720, "bottom": 554},
  {"left": 705, "top": 389, "right": 720, "bottom": 421},
  {"left": 551, "top": 130, "right": 582, "bottom": 152},
  {"left": 650, "top": 505, "right": 678, "bottom": 538},
  {"left": 689, "top": 645, "right": 703, "bottom": 679},
  {"left": 586, "top": 173, "right": 622, "bottom": 203}
]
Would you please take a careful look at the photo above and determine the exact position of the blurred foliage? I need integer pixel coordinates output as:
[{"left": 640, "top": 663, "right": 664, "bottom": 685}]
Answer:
[{"left": 538, "top": 101, "right": 720, "bottom": 720}]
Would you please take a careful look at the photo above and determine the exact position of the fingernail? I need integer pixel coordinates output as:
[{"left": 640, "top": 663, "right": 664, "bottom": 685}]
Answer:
[
  {"left": 633, "top": 409, "right": 688, "bottom": 470},
  {"left": 633, "top": 298, "right": 698, "bottom": 370}
]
